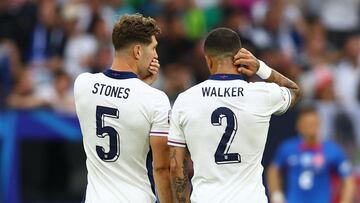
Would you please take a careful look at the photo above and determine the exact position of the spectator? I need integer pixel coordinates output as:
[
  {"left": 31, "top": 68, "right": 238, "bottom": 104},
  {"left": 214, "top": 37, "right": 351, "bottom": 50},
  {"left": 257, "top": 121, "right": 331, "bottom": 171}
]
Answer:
[
  {"left": 182, "top": 0, "right": 207, "bottom": 40},
  {"left": 156, "top": 14, "right": 193, "bottom": 66},
  {"left": 28, "top": 0, "right": 66, "bottom": 65},
  {"left": 6, "top": 68, "right": 49, "bottom": 109},
  {"left": 305, "top": 0, "right": 360, "bottom": 48},
  {"left": 180, "top": 39, "right": 209, "bottom": 83},
  {"left": 0, "top": 0, "right": 37, "bottom": 62},
  {"left": 333, "top": 33, "right": 360, "bottom": 146},
  {"left": 162, "top": 63, "right": 195, "bottom": 104},
  {"left": 267, "top": 105, "right": 355, "bottom": 203},
  {"left": 36, "top": 70, "right": 75, "bottom": 115},
  {"left": 0, "top": 40, "right": 23, "bottom": 107},
  {"left": 89, "top": 42, "right": 113, "bottom": 73},
  {"left": 62, "top": 3, "right": 97, "bottom": 80},
  {"left": 250, "top": 0, "right": 305, "bottom": 60},
  {"left": 28, "top": 0, "right": 66, "bottom": 90}
]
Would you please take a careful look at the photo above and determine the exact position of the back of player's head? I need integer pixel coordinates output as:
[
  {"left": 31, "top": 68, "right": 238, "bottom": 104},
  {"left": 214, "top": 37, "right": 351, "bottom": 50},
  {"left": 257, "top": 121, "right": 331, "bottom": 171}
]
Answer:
[
  {"left": 112, "top": 13, "right": 160, "bottom": 51},
  {"left": 204, "top": 27, "right": 241, "bottom": 59}
]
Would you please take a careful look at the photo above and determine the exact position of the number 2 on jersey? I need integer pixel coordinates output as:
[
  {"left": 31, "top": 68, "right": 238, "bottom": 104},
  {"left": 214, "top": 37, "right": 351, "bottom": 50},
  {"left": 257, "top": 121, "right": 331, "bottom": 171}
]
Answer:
[
  {"left": 96, "top": 105, "right": 120, "bottom": 162},
  {"left": 211, "top": 107, "right": 241, "bottom": 164}
]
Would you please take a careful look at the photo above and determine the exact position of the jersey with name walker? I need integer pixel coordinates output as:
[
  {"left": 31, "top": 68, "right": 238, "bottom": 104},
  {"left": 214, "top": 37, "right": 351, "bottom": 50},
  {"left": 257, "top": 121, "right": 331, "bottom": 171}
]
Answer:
[
  {"left": 168, "top": 74, "right": 291, "bottom": 203},
  {"left": 74, "top": 69, "right": 171, "bottom": 203}
]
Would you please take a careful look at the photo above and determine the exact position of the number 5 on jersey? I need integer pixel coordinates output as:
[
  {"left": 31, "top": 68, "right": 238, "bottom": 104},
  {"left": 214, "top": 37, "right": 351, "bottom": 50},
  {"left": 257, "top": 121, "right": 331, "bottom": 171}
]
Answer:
[
  {"left": 211, "top": 107, "right": 241, "bottom": 164},
  {"left": 96, "top": 105, "right": 120, "bottom": 162}
]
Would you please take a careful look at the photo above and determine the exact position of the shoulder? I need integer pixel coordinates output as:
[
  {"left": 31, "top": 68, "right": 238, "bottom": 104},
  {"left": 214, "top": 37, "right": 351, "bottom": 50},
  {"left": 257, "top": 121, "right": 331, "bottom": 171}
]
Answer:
[
  {"left": 142, "top": 84, "right": 169, "bottom": 100},
  {"left": 249, "top": 81, "right": 281, "bottom": 92},
  {"left": 74, "top": 72, "right": 106, "bottom": 84},
  {"left": 172, "top": 82, "right": 205, "bottom": 106},
  {"left": 242, "top": 81, "right": 282, "bottom": 100},
  {"left": 74, "top": 72, "right": 94, "bottom": 89},
  {"left": 136, "top": 84, "right": 170, "bottom": 107},
  {"left": 279, "top": 137, "right": 300, "bottom": 150},
  {"left": 323, "top": 140, "right": 344, "bottom": 153},
  {"left": 75, "top": 72, "right": 92, "bottom": 82},
  {"left": 179, "top": 80, "right": 207, "bottom": 98}
]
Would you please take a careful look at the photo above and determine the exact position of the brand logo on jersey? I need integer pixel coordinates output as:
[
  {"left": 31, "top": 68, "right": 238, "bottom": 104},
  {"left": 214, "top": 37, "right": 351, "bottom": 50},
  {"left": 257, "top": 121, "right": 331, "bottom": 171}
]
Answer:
[
  {"left": 313, "top": 153, "right": 325, "bottom": 169},
  {"left": 168, "top": 109, "right": 171, "bottom": 124},
  {"left": 281, "top": 89, "right": 287, "bottom": 101}
]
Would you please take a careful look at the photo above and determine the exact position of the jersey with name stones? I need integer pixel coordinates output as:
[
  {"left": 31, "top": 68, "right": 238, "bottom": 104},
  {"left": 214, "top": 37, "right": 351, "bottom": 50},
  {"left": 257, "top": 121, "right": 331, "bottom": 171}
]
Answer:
[
  {"left": 168, "top": 74, "right": 291, "bottom": 203},
  {"left": 74, "top": 70, "right": 171, "bottom": 203}
]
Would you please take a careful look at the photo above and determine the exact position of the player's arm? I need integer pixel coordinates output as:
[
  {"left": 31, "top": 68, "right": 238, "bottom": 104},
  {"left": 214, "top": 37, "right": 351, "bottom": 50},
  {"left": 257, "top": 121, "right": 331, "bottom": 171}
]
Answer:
[
  {"left": 266, "top": 68, "right": 300, "bottom": 108},
  {"left": 339, "top": 175, "right": 355, "bottom": 203},
  {"left": 266, "top": 164, "right": 285, "bottom": 203},
  {"left": 234, "top": 48, "right": 301, "bottom": 107},
  {"left": 334, "top": 150, "right": 355, "bottom": 203},
  {"left": 150, "top": 136, "right": 173, "bottom": 203},
  {"left": 169, "top": 146, "right": 191, "bottom": 203}
]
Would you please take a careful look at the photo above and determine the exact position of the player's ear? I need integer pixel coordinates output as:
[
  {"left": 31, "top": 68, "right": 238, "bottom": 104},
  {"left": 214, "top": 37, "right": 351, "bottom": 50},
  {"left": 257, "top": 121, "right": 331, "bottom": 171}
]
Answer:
[
  {"left": 133, "top": 44, "right": 142, "bottom": 60},
  {"left": 205, "top": 55, "right": 213, "bottom": 69}
]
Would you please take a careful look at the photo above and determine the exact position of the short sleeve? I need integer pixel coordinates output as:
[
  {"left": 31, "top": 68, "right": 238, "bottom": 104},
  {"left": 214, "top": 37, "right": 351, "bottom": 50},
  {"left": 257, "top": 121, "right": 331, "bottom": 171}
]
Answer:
[
  {"left": 168, "top": 95, "right": 186, "bottom": 148},
  {"left": 272, "top": 142, "right": 288, "bottom": 168},
  {"left": 268, "top": 83, "right": 292, "bottom": 115},
  {"left": 149, "top": 92, "right": 171, "bottom": 137},
  {"left": 331, "top": 144, "right": 352, "bottom": 178}
]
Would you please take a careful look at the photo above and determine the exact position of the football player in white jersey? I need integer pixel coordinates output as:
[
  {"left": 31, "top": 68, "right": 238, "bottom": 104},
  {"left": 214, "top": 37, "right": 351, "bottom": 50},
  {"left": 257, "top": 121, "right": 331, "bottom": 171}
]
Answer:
[
  {"left": 74, "top": 14, "right": 173, "bottom": 203},
  {"left": 168, "top": 28, "right": 301, "bottom": 203}
]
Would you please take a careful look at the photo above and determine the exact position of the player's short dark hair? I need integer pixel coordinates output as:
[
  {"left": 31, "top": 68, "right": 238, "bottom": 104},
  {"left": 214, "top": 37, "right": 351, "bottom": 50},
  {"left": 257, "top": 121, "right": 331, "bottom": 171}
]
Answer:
[
  {"left": 297, "top": 104, "right": 318, "bottom": 120},
  {"left": 112, "top": 13, "right": 160, "bottom": 51},
  {"left": 204, "top": 27, "right": 241, "bottom": 58}
]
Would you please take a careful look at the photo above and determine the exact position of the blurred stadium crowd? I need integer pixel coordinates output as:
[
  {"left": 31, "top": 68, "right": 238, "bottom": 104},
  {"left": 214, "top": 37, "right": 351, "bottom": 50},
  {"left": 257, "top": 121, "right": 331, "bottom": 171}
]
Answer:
[{"left": 0, "top": 0, "right": 360, "bottom": 202}]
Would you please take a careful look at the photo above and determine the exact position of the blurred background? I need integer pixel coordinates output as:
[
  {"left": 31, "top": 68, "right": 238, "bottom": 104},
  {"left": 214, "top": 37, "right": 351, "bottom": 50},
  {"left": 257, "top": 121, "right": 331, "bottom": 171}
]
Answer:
[{"left": 0, "top": 0, "right": 359, "bottom": 202}]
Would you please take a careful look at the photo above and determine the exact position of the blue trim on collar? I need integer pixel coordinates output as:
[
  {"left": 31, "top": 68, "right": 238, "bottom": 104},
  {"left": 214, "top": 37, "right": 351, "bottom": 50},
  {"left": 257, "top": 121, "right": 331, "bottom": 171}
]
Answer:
[
  {"left": 208, "top": 74, "right": 246, "bottom": 81},
  {"left": 103, "top": 69, "right": 138, "bottom": 79}
]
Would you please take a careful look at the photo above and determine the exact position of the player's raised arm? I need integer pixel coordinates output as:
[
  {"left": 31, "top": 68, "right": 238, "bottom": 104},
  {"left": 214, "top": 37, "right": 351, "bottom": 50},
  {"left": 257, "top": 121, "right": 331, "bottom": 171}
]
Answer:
[
  {"left": 234, "top": 48, "right": 301, "bottom": 107},
  {"left": 169, "top": 146, "right": 191, "bottom": 203}
]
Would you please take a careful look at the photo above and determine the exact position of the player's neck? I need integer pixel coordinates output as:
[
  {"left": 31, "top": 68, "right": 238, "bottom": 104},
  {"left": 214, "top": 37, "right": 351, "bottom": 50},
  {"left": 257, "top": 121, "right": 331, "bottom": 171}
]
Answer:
[
  {"left": 211, "top": 59, "right": 239, "bottom": 75},
  {"left": 303, "top": 136, "right": 320, "bottom": 146},
  {"left": 212, "top": 64, "right": 239, "bottom": 74},
  {"left": 111, "top": 54, "right": 139, "bottom": 74}
]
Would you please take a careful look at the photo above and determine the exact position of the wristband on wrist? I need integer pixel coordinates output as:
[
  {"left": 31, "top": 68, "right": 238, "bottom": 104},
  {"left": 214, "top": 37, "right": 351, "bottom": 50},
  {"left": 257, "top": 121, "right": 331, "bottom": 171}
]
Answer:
[
  {"left": 271, "top": 191, "right": 285, "bottom": 203},
  {"left": 256, "top": 60, "right": 272, "bottom": 79}
]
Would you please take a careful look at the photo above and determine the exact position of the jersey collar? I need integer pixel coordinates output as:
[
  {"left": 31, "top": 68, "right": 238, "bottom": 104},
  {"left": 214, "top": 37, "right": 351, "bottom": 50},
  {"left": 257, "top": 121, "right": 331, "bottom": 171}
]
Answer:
[
  {"left": 299, "top": 138, "right": 322, "bottom": 152},
  {"left": 208, "top": 74, "right": 246, "bottom": 81},
  {"left": 103, "top": 69, "right": 138, "bottom": 79}
]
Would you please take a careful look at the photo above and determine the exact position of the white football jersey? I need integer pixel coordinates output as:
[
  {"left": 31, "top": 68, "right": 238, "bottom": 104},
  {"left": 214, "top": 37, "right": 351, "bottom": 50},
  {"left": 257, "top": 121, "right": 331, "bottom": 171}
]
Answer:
[
  {"left": 74, "top": 69, "right": 171, "bottom": 203},
  {"left": 168, "top": 74, "right": 291, "bottom": 203}
]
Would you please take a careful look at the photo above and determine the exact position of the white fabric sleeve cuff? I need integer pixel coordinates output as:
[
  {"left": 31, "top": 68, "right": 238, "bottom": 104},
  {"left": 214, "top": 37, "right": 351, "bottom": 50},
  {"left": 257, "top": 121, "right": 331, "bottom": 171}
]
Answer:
[
  {"left": 168, "top": 138, "right": 186, "bottom": 148},
  {"left": 149, "top": 131, "right": 168, "bottom": 137}
]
